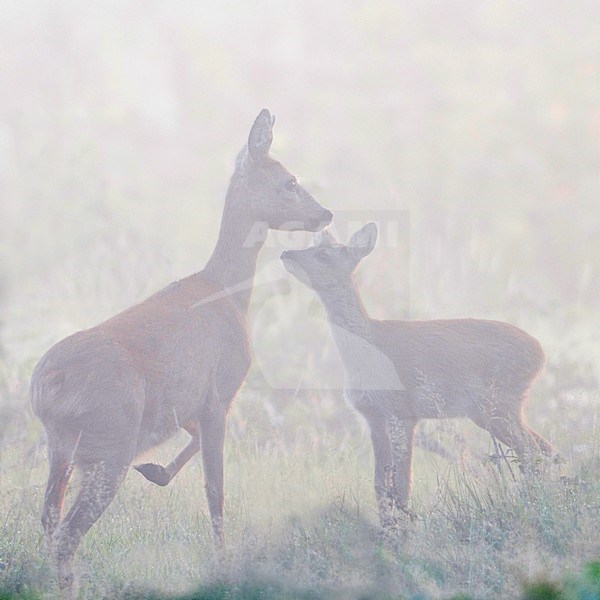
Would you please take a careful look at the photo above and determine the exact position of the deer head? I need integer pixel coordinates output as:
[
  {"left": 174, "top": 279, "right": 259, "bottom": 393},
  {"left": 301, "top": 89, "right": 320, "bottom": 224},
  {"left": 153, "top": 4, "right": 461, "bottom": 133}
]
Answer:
[
  {"left": 281, "top": 222, "right": 378, "bottom": 290},
  {"left": 234, "top": 109, "right": 333, "bottom": 232}
]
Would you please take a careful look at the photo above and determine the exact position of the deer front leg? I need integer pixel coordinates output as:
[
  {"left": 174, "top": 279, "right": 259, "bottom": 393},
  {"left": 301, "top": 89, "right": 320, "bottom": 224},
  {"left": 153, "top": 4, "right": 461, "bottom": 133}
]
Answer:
[
  {"left": 367, "top": 413, "right": 394, "bottom": 528},
  {"left": 135, "top": 423, "right": 200, "bottom": 486},
  {"left": 388, "top": 416, "right": 417, "bottom": 518},
  {"left": 199, "top": 405, "right": 227, "bottom": 544}
]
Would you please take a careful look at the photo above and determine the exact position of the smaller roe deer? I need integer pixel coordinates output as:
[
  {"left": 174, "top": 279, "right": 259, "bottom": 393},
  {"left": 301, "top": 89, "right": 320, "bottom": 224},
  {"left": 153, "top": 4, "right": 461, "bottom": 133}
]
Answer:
[{"left": 281, "top": 223, "right": 553, "bottom": 527}]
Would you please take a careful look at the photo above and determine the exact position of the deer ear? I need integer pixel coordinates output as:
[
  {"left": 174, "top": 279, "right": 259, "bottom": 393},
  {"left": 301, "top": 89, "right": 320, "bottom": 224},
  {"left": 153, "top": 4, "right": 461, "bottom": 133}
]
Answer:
[
  {"left": 248, "top": 109, "right": 273, "bottom": 162},
  {"left": 348, "top": 222, "right": 378, "bottom": 260},
  {"left": 313, "top": 228, "right": 336, "bottom": 247},
  {"left": 235, "top": 147, "right": 248, "bottom": 170}
]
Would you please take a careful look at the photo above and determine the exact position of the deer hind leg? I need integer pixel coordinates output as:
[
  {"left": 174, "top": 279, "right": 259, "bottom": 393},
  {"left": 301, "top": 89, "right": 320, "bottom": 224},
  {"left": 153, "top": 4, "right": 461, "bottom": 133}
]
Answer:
[
  {"left": 472, "top": 400, "right": 554, "bottom": 469},
  {"left": 42, "top": 440, "right": 75, "bottom": 545},
  {"left": 134, "top": 423, "right": 201, "bottom": 486},
  {"left": 524, "top": 424, "right": 554, "bottom": 457},
  {"left": 52, "top": 458, "right": 129, "bottom": 595}
]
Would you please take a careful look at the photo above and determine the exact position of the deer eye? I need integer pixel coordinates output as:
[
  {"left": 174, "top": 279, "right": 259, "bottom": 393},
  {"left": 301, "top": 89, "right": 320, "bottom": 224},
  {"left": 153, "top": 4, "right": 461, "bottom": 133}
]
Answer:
[
  {"left": 285, "top": 178, "right": 298, "bottom": 192},
  {"left": 315, "top": 250, "right": 331, "bottom": 265}
]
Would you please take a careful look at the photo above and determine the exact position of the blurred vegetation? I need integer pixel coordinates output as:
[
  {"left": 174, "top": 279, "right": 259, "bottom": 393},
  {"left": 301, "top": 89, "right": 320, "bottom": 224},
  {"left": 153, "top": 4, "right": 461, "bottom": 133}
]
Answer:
[
  {"left": 1, "top": 564, "right": 600, "bottom": 600},
  {"left": 0, "top": 0, "right": 599, "bottom": 598}
]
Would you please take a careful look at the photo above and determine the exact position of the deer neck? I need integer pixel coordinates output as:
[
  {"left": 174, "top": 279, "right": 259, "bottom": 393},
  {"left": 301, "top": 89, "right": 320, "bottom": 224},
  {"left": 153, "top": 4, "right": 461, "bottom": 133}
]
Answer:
[
  {"left": 203, "top": 174, "right": 266, "bottom": 314},
  {"left": 317, "top": 278, "right": 373, "bottom": 345},
  {"left": 318, "top": 278, "right": 403, "bottom": 394}
]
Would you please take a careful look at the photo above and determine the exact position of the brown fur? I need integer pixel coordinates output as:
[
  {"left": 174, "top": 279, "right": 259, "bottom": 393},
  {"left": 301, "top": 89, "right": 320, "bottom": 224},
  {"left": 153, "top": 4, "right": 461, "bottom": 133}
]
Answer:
[
  {"left": 31, "top": 109, "right": 332, "bottom": 593},
  {"left": 282, "top": 223, "right": 553, "bottom": 528}
]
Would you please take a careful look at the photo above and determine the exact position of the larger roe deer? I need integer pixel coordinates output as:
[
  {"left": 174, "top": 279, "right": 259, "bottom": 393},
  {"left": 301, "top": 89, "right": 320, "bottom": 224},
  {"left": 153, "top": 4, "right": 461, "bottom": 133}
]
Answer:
[
  {"left": 281, "top": 223, "right": 553, "bottom": 527},
  {"left": 30, "top": 109, "right": 332, "bottom": 592}
]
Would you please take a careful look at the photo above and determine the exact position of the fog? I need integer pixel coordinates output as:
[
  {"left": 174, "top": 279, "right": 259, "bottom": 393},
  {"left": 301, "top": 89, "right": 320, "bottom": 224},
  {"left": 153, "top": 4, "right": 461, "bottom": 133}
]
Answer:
[{"left": 0, "top": 1, "right": 599, "bottom": 598}]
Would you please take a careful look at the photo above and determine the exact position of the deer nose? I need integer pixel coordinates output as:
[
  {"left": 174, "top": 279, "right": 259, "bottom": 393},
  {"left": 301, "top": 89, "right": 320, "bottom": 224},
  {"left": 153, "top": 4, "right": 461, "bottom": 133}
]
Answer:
[
  {"left": 280, "top": 250, "right": 291, "bottom": 260},
  {"left": 322, "top": 209, "right": 333, "bottom": 224}
]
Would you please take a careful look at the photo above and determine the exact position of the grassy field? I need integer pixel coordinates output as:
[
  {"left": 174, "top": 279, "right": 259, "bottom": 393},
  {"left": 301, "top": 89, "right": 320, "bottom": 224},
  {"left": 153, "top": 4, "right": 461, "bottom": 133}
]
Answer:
[{"left": 1, "top": 361, "right": 599, "bottom": 598}]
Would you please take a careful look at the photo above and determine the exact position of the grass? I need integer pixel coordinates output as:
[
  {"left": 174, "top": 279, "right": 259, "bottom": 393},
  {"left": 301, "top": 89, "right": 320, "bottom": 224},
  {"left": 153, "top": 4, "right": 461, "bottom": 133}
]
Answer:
[{"left": 1, "top": 370, "right": 599, "bottom": 598}]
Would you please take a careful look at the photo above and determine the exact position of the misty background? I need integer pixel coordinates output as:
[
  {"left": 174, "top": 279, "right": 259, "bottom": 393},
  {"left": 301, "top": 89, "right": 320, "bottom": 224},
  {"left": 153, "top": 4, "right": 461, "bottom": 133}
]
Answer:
[{"left": 0, "top": 0, "right": 599, "bottom": 445}]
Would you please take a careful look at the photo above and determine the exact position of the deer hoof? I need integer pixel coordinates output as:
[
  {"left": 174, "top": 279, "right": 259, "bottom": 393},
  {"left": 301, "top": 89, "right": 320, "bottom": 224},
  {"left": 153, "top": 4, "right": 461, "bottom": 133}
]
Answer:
[{"left": 134, "top": 463, "right": 170, "bottom": 486}]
